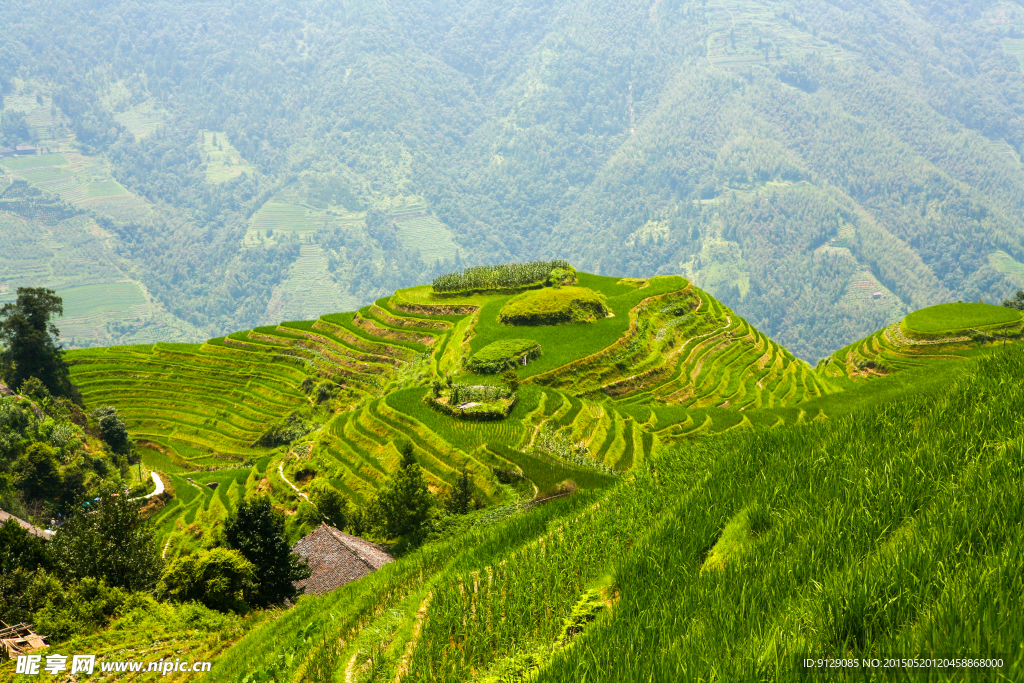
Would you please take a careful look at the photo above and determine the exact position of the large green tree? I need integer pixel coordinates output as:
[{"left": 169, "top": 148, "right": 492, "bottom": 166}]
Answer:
[
  {"left": 0, "top": 288, "right": 75, "bottom": 399},
  {"left": 223, "top": 495, "right": 310, "bottom": 607},
  {"left": 373, "top": 441, "right": 434, "bottom": 538},
  {"left": 49, "top": 486, "right": 163, "bottom": 591},
  {"left": 0, "top": 517, "right": 51, "bottom": 577},
  {"left": 14, "top": 442, "right": 63, "bottom": 500}
]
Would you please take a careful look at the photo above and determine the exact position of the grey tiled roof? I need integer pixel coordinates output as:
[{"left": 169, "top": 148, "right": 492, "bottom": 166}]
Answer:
[
  {"left": 0, "top": 510, "right": 52, "bottom": 539},
  {"left": 292, "top": 523, "right": 392, "bottom": 595}
]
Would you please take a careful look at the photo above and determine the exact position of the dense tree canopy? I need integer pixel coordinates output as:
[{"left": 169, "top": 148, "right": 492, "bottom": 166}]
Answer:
[
  {"left": 222, "top": 495, "right": 310, "bottom": 607},
  {"left": 372, "top": 441, "right": 434, "bottom": 538},
  {"left": 49, "top": 486, "right": 163, "bottom": 591},
  {"left": 0, "top": 288, "right": 75, "bottom": 398}
]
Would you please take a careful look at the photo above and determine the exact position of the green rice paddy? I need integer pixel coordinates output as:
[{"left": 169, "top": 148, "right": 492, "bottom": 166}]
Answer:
[
  {"left": 903, "top": 302, "right": 1021, "bottom": 334},
  {"left": 59, "top": 267, "right": 1024, "bottom": 616}
]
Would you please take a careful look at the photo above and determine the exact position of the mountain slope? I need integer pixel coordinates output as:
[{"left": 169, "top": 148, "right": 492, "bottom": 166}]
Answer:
[{"left": 5, "top": 1, "right": 1024, "bottom": 356}]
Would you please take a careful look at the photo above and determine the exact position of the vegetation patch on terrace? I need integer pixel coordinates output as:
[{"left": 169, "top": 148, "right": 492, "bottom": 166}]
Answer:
[
  {"left": 469, "top": 339, "right": 542, "bottom": 373},
  {"left": 431, "top": 260, "right": 574, "bottom": 296},
  {"left": 498, "top": 287, "right": 609, "bottom": 326},
  {"left": 426, "top": 382, "right": 517, "bottom": 421}
]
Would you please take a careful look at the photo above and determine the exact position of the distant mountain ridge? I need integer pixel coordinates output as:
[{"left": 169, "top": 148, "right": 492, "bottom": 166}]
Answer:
[{"left": 4, "top": 0, "right": 1024, "bottom": 359}]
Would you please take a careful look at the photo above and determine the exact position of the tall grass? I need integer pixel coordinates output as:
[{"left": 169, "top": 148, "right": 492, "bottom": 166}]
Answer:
[{"left": 539, "top": 345, "right": 1024, "bottom": 681}]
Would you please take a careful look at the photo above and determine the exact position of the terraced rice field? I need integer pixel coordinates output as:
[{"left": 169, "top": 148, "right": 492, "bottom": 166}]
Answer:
[
  {"left": 0, "top": 151, "right": 134, "bottom": 208},
  {"left": 704, "top": 0, "right": 847, "bottom": 70},
  {"left": 267, "top": 244, "right": 360, "bottom": 321},
  {"left": 69, "top": 341, "right": 313, "bottom": 461},
  {"left": 818, "top": 302, "right": 1023, "bottom": 381},
  {"left": 988, "top": 249, "right": 1024, "bottom": 282},
  {"left": 66, "top": 273, "right": 849, "bottom": 555},
  {"left": 113, "top": 99, "right": 166, "bottom": 139},
  {"left": 392, "top": 203, "right": 459, "bottom": 261},
  {"left": 200, "top": 130, "right": 254, "bottom": 183},
  {"left": 56, "top": 281, "right": 151, "bottom": 337},
  {"left": 249, "top": 201, "right": 315, "bottom": 236},
  {"left": 0, "top": 89, "right": 68, "bottom": 142}
]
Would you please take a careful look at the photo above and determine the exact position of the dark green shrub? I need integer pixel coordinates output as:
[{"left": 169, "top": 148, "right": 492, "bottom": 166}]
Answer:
[{"left": 156, "top": 548, "right": 257, "bottom": 613}]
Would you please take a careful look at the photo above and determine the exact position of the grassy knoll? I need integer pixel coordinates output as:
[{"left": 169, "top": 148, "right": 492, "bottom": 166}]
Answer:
[
  {"left": 469, "top": 338, "right": 541, "bottom": 373},
  {"left": 498, "top": 286, "right": 609, "bottom": 325},
  {"left": 469, "top": 276, "right": 688, "bottom": 378},
  {"left": 903, "top": 301, "right": 1021, "bottom": 335}
]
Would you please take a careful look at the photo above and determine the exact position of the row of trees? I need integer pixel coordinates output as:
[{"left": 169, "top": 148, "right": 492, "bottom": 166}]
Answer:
[{"left": 432, "top": 260, "right": 572, "bottom": 293}]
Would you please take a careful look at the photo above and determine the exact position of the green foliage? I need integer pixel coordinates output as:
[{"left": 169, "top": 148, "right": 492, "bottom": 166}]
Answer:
[
  {"left": 49, "top": 486, "right": 163, "bottom": 591},
  {"left": 14, "top": 442, "right": 63, "bottom": 500},
  {"left": 1003, "top": 290, "right": 1024, "bottom": 311},
  {"left": 0, "top": 110, "right": 32, "bottom": 146},
  {"left": 371, "top": 443, "right": 434, "bottom": 538},
  {"left": 29, "top": 573, "right": 128, "bottom": 644},
  {"left": 0, "top": 287, "right": 76, "bottom": 399},
  {"left": 309, "top": 480, "right": 350, "bottom": 531},
  {"left": 252, "top": 413, "right": 314, "bottom": 448},
  {"left": 498, "top": 287, "right": 609, "bottom": 326},
  {"left": 427, "top": 383, "right": 517, "bottom": 421},
  {"left": 444, "top": 469, "right": 477, "bottom": 516},
  {"left": 223, "top": 495, "right": 311, "bottom": 607},
  {"left": 432, "top": 261, "right": 572, "bottom": 294},
  {"left": 501, "top": 368, "right": 520, "bottom": 393},
  {"left": 91, "top": 405, "right": 130, "bottom": 454},
  {"left": 469, "top": 339, "right": 541, "bottom": 374},
  {"left": 157, "top": 547, "right": 257, "bottom": 613},
  {"left": 0, "top": 518, "right": 51, "bottom": 576}
]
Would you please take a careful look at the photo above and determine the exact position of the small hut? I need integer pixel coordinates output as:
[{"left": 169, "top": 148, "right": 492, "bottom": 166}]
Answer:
[
  {"left": 292, "top": 524, "right": 392, "bottom": 595},
  {"left": 0, "top": 623, "right": 47, "bottom": 660}
]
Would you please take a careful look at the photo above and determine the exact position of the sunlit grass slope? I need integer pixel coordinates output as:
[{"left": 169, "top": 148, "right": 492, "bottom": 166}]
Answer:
[
  {"left": 203, "top": 344, "right": 1024, "bottom": 683},
  {"left": 821, "top": 301, "right": 1024, "bottom": 381}
]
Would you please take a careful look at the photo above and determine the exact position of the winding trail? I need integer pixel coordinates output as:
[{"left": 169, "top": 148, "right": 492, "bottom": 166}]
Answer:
[
  {"left": 279, "top": 461, "right": 310, "bottom": 501},
  {"left": 130, "top": 471, "right": 165, "bottom": 500}
]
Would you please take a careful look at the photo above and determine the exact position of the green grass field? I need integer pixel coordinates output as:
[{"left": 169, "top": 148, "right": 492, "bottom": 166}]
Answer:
[
  {"left": 177, "top": 345, "right": 1024, "bottom": 683},
  {"left": 0, "top": 153, "right": 69, "bottom": 170},
  {"left": 25, "top": 261, "right": 1024, "bottom": 682},
  {"left": 903, "top": 302, "right": 1021, "bottom": 334},
  {"left": 470, "top": 275, "right": 688, "bottom": 377}
]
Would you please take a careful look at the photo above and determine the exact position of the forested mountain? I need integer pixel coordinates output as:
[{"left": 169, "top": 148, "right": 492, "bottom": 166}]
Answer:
[{"left": 3, "top": 0, "right": 1024, "bottom": 359}]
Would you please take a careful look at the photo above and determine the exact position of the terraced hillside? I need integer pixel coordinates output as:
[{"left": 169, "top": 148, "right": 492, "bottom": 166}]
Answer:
[
  {"left": 197, "top": 344, "right": 1024, "bottom": 683},
  {"left": 820, "top": 302, "right": 1024, "bottom": 380},
  {"left": 67, "top": 270, "right": 835, "bottom": 557}
]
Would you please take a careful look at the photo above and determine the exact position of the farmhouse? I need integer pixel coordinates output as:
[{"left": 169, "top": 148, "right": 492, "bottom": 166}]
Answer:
[
  {"left": 15, "top": 145, "right": 36, "bottom": 155},
  {"left": 0, "top": 147, "right": 14, "bottom": 158},
  {"left": 292, "top": 523, "right": 393, "bottom": 595}
]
